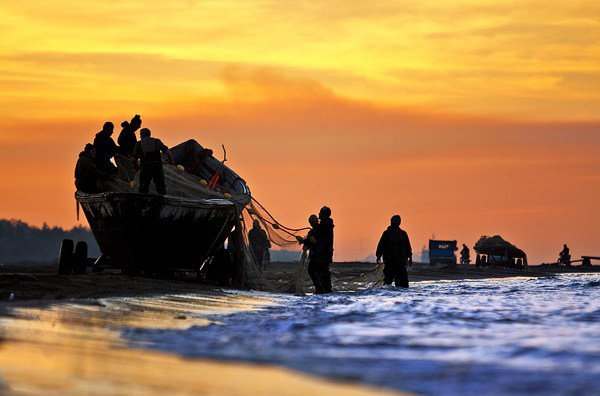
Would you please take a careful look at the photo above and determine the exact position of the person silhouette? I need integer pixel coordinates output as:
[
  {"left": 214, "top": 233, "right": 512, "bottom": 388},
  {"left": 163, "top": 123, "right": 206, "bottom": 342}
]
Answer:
[
  {"left": 298, "top": 214, "right": 326, "bottom": 293},
  {"left": 93, "top": 121, "right": 118, "bottom": 175},
  {"left": 376, "top": 215, "right": 412, "bottom": 288},
  {"left": 460, "top": 244, "right": 471, "bottom": 264},
  {"left": 118, "top": 114, "right": 142, "bottom": 156},
  {"left": 248, "top": 219, "right": 271, "bottom": 270},
  {"left": 314, "top": 206, "right": 334, "bottom": 293},
  {"left": 559, "top": 244, "right": 571, "bottom": 265},
  {"left": 132, "top": 128, "right": 174, "bottom": 195}
]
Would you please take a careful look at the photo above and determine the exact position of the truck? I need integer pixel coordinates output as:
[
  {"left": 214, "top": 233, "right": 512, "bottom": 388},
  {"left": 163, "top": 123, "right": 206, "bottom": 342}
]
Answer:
[{"left": 428, "top": 239, "right": 458, "bottom": 267}]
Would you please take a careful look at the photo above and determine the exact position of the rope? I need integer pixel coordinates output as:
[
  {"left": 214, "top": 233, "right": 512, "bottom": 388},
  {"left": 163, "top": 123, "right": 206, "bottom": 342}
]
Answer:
[
  {"left": 250, "top": 197, "right": 310, "bottom": 232},
  {"left": 245, "top": 207, "right": 306, "bottom": 240}
]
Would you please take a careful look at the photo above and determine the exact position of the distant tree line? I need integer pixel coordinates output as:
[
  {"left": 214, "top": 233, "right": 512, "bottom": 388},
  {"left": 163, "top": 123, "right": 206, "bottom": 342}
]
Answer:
[{"left": 0, "top": 219, "right": 100, "bottom": 263}]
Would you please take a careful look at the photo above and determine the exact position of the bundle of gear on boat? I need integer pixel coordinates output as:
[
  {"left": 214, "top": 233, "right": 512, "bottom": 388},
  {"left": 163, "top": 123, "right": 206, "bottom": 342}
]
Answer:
[{"left": 71, "top": 115, "right": 415, "bottom": 294}]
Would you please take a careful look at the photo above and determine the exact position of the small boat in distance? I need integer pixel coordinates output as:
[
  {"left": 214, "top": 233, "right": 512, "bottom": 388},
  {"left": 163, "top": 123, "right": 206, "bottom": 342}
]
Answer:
[{"left": 73, "top": 140, "right": 251, "bottom": 275}]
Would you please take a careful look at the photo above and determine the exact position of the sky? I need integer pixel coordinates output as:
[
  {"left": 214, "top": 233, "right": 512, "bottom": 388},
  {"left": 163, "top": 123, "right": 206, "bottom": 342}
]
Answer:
[{"left": 0, "top": 1, "right": 598, "bottom": 263}]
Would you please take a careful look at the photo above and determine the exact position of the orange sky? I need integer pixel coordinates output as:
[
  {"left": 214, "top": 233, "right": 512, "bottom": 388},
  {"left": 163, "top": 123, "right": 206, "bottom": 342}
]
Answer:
[{"left": 0, "top": 1, "right": 599, "bottom": 263}]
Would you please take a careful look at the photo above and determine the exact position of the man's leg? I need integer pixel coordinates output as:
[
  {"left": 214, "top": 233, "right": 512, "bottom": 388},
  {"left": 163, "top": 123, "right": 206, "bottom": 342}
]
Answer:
[
  {"left": 307, "top": 260, "right": 324, "bottom": 293},
  {"left": 321, "top": 263, "right": 332, "bottom": 293},
  {"left": 153, "top": 164, "right": 167, "bottom": 195},
  {"left": 395, "top": 261, "right": 409, "bottom": 288},
  {"left": 255, "top": 250, "right": 264, "bottom": 270},
  {"left": 139, "top": 166, "right": 151, "bottom": 193},
  {"left": 383, "top": 262, "right": 394, "bottom": 285}
]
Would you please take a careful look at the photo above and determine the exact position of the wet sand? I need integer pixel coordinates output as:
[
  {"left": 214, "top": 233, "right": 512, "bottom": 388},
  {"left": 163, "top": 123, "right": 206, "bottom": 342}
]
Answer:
[{"left": 0, "top": 293, "right": 408, "bottom": 396}]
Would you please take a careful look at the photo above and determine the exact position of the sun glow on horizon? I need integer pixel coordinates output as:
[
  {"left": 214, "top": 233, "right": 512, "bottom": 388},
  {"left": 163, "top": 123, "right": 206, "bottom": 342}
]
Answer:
[{"left": 0, "top": 1, "right": 598, "bottom": 263}]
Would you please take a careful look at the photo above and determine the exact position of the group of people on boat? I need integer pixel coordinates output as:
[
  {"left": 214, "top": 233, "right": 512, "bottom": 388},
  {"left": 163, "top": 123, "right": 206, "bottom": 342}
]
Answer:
[{"left": 75, "top": 115, "right": 174, "bottom": 194}]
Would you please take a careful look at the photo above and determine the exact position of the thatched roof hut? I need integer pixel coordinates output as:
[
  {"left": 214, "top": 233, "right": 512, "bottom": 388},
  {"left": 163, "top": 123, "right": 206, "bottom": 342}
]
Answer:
[{"left": 474, "top": 235, "right": 527, "bottom": 268}]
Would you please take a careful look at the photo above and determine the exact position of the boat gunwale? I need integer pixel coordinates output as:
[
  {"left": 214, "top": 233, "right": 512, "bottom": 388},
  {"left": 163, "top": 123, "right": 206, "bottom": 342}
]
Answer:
[{"left": 75, "top": 191, "right": 237, "bottom": 209}]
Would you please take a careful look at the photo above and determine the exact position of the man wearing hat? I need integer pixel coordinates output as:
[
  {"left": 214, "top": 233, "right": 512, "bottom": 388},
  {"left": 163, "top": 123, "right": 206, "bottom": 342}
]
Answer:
[{"left": 118, "top": 114, "right": 142, "bottom": 156}]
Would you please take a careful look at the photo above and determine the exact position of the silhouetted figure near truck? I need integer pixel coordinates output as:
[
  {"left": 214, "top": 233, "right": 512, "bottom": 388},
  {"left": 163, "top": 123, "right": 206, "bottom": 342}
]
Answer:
[
  {"left": 376, "top": 215, "right": 412, "bottom": 288},
  {"left": 118, "top": 114, "right": 142, "bottom": 156},
  {"left": 93, "top": 122, "right": 118, "bottom": 175},
  {"left": 248, "top": 219, "right": 271, "bottom": 270},
  {"left": 74, "top": 144, "right": 112, "bottom": 193},
  {"left": 132, "top": 128, "right": 174, "bottom": 195},
  {"left": 460, "top": 244, "right": 471, "bottom": 264}
]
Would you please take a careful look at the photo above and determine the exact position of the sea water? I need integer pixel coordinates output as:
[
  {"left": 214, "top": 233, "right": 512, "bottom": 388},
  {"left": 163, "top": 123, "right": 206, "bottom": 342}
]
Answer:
[{"left": 124, "top": 274, "right": 600, "bottom": 396}]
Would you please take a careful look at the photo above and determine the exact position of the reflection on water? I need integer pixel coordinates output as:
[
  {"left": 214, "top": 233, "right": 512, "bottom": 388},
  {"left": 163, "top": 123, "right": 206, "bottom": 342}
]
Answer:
[
  {"left": 125, "top": 274, "right": 600, "bottom": 396},
  {"left": 0, "top": 293, "right": 402, "bottom": 396}
]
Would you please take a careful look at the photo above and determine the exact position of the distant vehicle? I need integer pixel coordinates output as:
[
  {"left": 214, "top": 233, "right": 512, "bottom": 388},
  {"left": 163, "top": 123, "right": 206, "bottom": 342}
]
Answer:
[{"left": 429, "top": 240, "right": 458, "bottom": 266}]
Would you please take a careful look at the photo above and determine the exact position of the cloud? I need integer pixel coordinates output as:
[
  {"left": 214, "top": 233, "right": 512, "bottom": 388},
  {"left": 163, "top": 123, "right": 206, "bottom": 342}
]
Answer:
[{"left": 220, "top": 65, "right": 335, "bottom": 101}]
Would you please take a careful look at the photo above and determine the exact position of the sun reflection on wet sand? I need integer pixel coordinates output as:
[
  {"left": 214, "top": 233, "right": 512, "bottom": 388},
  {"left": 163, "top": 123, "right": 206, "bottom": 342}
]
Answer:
[{"left": 0, "top": 293, "right": 406, "bottom": 396}]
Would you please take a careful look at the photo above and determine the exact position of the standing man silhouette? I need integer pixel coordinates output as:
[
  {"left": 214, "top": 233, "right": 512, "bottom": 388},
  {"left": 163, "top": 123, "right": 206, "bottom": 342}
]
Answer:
[
  {"left": 248, "top": 219, "right": 271, "bottom": 270},
  {"left": 132, "top": 128, "right": 174, "bottom": 195},
  {"left": 376, "top": 215, "right": 412, "bottom": 288},
  {"left": 316, "top": 206, "right": 334, "bottom": 293}
]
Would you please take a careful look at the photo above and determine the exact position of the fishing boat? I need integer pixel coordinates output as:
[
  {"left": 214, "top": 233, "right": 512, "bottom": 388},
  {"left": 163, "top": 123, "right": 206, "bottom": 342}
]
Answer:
[{"left": 64, "top": 139, "right": 251, "bottom": 275}]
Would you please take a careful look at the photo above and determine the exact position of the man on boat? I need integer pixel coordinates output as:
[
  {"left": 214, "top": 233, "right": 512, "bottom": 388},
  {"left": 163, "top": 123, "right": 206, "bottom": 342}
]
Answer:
[
  {"left": 132, "top": 128, "right": 175, "bottom": 195},
  {"left": 376, "top": 215, "right": 412, "bottom": 288},
  {"left": 74, "top": 144, "right": 112, "bottom": 193},
  {"left": 248, "top": 219, "right": 271, "bottom": 270},
  {"left": 93, "top": 121, "right": 119, "bottom": 175},
  {"left": 460, "top": 244, "right": 471, "bottom": 265},
  {"left": 118, "top": 114, "right": 142, "bottom": 156},
  {"left": 315, "top": 206, "right": 334, "bottom": 293}
]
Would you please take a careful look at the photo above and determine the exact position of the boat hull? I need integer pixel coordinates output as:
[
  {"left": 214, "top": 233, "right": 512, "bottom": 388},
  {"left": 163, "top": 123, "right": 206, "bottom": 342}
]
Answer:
[{"left": 76, "top": 192, "right": 236, "bottom": 272}]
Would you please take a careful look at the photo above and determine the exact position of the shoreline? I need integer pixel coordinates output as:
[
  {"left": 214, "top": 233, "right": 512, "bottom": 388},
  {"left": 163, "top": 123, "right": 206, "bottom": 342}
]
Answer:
[{"left": 1, "top": 262, "right": 599, "bottom": 302}]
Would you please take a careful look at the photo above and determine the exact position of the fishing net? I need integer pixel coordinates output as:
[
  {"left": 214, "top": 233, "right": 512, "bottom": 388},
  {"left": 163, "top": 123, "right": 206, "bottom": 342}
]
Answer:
[
  {"left": 237, "top": 197, "right": 386, "bottom": 293},
  {"left": 244, "top": 197, "right": 310, "bottom": 248},
  {"left": 89, "top": 139, "right": 384, "bottom": 292},
  {"left": 231, "top": 207, "right": 271, "bottom": 291},
  {"left": 236, "top": 198, "right": 308, "bottom": 292}
]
